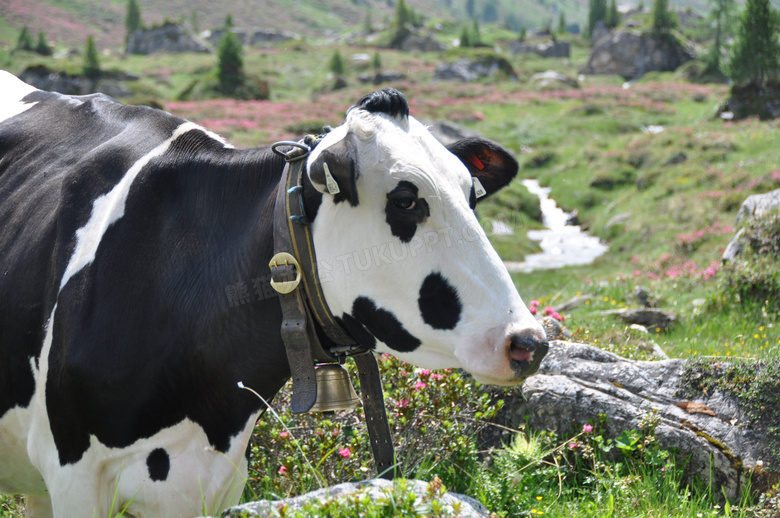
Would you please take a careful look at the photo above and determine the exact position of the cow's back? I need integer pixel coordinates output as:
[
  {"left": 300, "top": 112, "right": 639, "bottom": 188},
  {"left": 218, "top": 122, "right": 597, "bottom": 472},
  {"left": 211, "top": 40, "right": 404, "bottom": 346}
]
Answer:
[{"left": 0, "top": 76, "right": 184, "bottom": 420}]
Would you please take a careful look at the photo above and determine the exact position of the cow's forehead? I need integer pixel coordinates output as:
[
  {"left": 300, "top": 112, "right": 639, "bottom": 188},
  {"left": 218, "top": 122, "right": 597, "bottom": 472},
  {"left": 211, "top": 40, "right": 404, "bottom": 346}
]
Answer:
[{"left": 309, "top": 110, "right": 471, "bottom": 195}]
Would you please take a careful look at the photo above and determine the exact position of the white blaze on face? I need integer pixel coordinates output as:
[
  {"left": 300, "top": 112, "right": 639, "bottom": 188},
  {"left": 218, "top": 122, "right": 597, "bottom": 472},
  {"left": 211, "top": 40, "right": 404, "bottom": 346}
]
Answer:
[{"left": 309, "top": 107, "right": 546, "bottom": 385}]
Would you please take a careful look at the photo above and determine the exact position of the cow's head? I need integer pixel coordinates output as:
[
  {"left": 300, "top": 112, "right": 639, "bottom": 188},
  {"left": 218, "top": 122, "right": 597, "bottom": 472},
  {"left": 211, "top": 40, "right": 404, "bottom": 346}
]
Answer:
[{"left": 305, "top": 89, "right": 547, "bottom": 386}]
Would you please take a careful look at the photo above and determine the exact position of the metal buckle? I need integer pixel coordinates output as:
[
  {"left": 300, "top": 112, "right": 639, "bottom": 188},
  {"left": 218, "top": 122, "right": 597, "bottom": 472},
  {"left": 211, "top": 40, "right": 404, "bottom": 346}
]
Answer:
[
  {"left": 269, "top": 252, "right": 302, "bottom": 294},
  {"left": 271, "top": 141, "right": 311, "bottom": 162}
]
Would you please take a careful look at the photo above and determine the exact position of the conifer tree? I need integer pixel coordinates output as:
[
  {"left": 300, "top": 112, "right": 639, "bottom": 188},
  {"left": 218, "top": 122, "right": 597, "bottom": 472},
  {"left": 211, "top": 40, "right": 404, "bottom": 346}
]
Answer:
[
  {"left": 329, "top": 50, "right": 345, "bottom": 76},
  {"left": 35, "top": 31, "right": 52, "bottom": 56},
  {"left": 606, "top": 0, "right": 620, "bottom": 28},
  {"left": 727, "top": 0, "right": 780, "bottom": 84},
  {"left": 587, "top": 0, "right": 607, "bottom": 38},
  {"left": 559, "top": 12, "right": 567, "bottom": 34},
  {"left": 125, "top": 0, "right": 142, "bottom": 41},
  {"left": 84, "top": 36, "right": 101, "bottom": 79},
  {"left": 651, "top": 0, "right": 678, "bottom": 33},
  {"left": 217, "top": 31, "right": 244, "bottom": 92},
  {"left": 16, "top": 26, "right": 34, "bottom": 51},
  {"left": 704, "top": 0, "right": 736, "bottom": 74}
]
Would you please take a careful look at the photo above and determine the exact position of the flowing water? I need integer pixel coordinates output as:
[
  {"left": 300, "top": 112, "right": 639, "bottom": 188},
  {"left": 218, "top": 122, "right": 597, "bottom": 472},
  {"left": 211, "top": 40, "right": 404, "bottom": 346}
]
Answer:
[{"left": 504, "top": 180, "right": 608, "bottom": 273}]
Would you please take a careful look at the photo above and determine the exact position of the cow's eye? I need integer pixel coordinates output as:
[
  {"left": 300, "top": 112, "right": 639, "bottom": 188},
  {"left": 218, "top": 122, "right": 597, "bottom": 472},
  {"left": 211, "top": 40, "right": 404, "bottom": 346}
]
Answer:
[{"left": 393, "top": 197, "right": 417, "bottom": 211}]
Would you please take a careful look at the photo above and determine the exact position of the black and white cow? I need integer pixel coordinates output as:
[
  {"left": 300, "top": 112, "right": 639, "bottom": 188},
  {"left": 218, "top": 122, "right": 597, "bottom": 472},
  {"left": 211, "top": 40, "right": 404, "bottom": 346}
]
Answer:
[{"left": 0, "top": 70, "right": 548, "bottom": 517}]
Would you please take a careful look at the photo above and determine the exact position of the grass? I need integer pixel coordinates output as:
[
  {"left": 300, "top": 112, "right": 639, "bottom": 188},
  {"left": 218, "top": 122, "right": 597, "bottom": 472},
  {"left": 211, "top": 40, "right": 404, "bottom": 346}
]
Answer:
[{"left": 2, "top": 28, "right": 780, "bottom": 518}]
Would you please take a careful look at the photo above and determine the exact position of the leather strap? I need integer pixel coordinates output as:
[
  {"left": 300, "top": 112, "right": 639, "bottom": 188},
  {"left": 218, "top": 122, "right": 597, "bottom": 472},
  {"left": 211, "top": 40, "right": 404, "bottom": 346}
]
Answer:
[
  {"left": 354, "top": 352, "right": 397, "bottom": 479},
  {"left": 271, "top": 141, "right": 398, "bottom": 477}
]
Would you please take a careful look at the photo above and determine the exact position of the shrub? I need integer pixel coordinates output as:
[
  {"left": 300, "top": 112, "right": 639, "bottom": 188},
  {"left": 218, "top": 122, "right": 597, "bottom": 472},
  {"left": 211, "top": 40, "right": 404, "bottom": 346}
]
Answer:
[
  {"left": 217, "top": 31, "right": 244, "bottom": 93},
  {"left": 83, "top": 36, "right": 101, "bottom": 79},
  {"left": 16, "top": 26, "right": 34, "bottom": 52}
]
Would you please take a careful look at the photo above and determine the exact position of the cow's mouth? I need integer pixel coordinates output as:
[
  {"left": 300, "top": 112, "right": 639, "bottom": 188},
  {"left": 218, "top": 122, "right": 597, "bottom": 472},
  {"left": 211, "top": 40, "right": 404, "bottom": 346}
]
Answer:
[{"left": 508, "top": 335, "right": 549, "bottom": 378}]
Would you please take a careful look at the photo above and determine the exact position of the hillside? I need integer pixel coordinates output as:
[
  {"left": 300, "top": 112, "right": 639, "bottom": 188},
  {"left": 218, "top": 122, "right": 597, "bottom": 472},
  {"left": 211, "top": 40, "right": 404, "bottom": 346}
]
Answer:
[{"left": 0, "top": 0, "right": 584, "bottom": 50}]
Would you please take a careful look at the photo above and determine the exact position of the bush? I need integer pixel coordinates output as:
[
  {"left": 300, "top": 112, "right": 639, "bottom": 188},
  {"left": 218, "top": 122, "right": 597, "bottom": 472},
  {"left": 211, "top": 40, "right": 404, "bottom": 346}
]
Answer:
[
  {"left": 83, "top": 36, "right": 100, "bottom": 79},
  {"left": 718, "top": 209, "right": 780, "bottom": 308},
  {"left": 217, "top": 31, "right": 245, "bottom": 94}
]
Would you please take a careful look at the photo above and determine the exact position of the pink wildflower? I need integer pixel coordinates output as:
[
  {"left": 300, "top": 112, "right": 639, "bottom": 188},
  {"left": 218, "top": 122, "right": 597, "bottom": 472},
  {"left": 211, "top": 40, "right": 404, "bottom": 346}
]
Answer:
[
  {"left": 583, "top": 424, "right": 593, "bottom": 433},
  {"left": 431, "top": 373, "right": 444, "bottom": 380},
  {"left": 415, "top": 381, "right": 427, "bottom": 390},
  {"left": 529, "top": 306, "right": 538, "bottom": 315},
  {"left": 338, "top": 448, "right": 351, "bottom": 459},
  {"left": 278, "top": 465, "right": 288, "bottom": 475},
  {"left": 280, "top": 431, "right": 290, "bottom": 439},
  {"left": 530, "top": 300, "right": 540, "bottom": 307},
  {"left": 568, "top": 442, "right": 579, "bottom": 449},
  {"left": 396, "top": 398, "right": 410, "bottom": 408},
  {"left": 544, "top": 306, "right": 555, "bottom": 316},
  {"left": 419, "top": 369, "right": 431, "bottom": 377}
]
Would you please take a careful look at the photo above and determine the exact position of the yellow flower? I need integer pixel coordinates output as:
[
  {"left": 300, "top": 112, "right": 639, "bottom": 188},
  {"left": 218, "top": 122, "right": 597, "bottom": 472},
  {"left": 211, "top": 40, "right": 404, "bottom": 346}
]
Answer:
[{"left": 536, "top": 496, "right": 543, "bottom": 500}]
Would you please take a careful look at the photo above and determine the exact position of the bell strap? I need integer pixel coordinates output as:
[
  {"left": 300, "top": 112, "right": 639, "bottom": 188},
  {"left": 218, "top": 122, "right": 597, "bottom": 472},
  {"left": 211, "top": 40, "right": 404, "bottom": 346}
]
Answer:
[{"left": 354, "top": 352, "right": 398, "bottom": 479}]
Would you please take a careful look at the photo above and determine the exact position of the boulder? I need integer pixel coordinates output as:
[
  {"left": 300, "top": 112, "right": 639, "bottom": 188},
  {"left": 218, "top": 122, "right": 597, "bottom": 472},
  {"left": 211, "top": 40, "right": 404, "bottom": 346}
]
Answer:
[
  {"left": 216, "top": 479, "right": 492, "bottom": 517},
  {"left": 357, "top": 71, "right": 408, "bottom": 85},
  {"left": 127, "top": 22, "right": 211, "bottom": 55},
  {"left": 483, "top": 341, "right": 774, "bottom": 500},
  {"left": 718, "top": 80, "right": 780, "bottom": 121},
  {"left": 434, "top": 56, "right": 517, "bottom": 82},
  {"left": 531, "top": 70, "right": 580, "bottom": 89},
  {"left": 250, "top": 28, "right": 298, "bottom": 46},
  {"left": 723, "top": 188, "right": 780, "bottom": 262},
  {"left": 600, "top": 307, "right": 677, "bottom": 330},
  {"left": 399, "top": 33, "right": 446, "bottom": 52},
  {"left": 579, "top": 30, "right": 694, "bottom": 80},
  {"left": 510, "top": 40, "right": 571, "bottom": 58},
  {"left": 19, "top": 65, "right": 135, "bottom": 97}
]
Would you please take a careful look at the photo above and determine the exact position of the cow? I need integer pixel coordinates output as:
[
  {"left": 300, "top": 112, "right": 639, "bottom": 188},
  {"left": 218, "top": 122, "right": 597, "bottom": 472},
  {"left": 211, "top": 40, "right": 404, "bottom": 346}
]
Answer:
[{"left": 0, "top": 70, "right": 548, "bottom": 518}]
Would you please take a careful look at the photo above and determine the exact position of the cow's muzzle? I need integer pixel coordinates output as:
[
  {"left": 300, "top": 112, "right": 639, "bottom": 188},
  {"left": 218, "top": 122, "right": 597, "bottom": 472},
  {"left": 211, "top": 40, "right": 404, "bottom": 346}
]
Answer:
[{"left": 508, "top": 332, "right": 549, "bottom": 380}]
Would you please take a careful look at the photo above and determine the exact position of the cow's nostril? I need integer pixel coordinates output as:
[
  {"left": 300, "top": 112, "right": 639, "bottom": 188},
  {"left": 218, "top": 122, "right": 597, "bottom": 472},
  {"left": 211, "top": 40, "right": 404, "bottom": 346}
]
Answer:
[{"left": 507, "top": 332, "right": 549, "bottom": 377}]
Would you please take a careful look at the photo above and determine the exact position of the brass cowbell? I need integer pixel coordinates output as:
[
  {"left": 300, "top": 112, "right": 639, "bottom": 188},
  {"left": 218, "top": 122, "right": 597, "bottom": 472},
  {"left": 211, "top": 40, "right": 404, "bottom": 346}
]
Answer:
[{"left": 309, "top": 363, "right": 361, "bottom": 412}]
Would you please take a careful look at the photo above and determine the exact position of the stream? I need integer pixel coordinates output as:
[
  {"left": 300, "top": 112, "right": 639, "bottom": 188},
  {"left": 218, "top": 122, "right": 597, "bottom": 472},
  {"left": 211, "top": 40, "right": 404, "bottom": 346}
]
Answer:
[{"left": 503, "top": 180, "right": 608, "bottom": 273}]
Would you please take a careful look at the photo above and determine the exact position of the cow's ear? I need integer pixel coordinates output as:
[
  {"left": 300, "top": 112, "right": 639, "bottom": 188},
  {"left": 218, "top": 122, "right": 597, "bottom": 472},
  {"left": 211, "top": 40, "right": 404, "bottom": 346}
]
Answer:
[
  {"left": 307, "top": 135, "right": 360, "bottom": 207},
  {"left": 447, "top": 137, "right": 518, "bottom": 201}
]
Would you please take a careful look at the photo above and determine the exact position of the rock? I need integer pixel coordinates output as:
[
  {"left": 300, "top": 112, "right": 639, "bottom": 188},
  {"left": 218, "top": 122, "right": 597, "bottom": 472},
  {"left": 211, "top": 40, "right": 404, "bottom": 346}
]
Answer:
[
  {"left": 357, "top": 71, "right": 408, "bottom": 85},
  {"left": 249, "top": 28, "right": 298, "bottom": 46},
  {"left": 541, "top": 316, "right": 572, "bottom": 341},
  {"left": 510, "top": 40, "right": 571, "bottom": 58},
  {"left": 600, "top": 308, "right": 676, "bottom": 330},
  {"left": 717, "top": 80, "right": 780, "bottom": 121},
  {"left": 552, "top": 295, "right": 591, "bottom": 313},
  {"left": 735, "top": 188, "right": 780, "bottom": 226},
  {"left": 216, "top": 479, "right": 492, "bottom": 517},
  {"left": 399, "top": 33, "right": 446, "bottom": 52},
  {"left": 579, "top": 30, "right": 695, "bottom": 80},
  {"left": 723, "top": 189, "right": 780, "bottom": 261},
  {"left": 530, "top": 70, "right": 580, "bottom": 89},
  {"left": 664, "top": 152, "right": 688, "bottom": 166},
  {"left": 127, "top": 22, "right": 211, "bottom": 55},
  {"left": 19, "top": 65, "right": 135, "bottom": 97},
  {"left": 605, "top": 212, "right": 631, "bottom": 230},
  {"left": 434, "top": 56, "right": 517, "bottom": 82},
  {"left": 633, "top": 286, "right": 654, "bottom": 307},
  {"left": 590, "top": 21, "right": 611, "bottom": 47},
  {"left": 483, "top": 341, "right": 773, "bottom": 500}
]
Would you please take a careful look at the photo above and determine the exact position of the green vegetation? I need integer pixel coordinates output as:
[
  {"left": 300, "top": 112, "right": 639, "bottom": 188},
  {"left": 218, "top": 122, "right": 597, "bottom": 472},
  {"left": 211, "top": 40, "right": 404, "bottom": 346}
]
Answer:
[
  {"left": 727, "top": 0, "right": 780, "bottom": 84},
  {"left": 15, "top": 26, "right": 34, "bottom": 52},
  {"left": 83, "top": 35, "right": 100, "bottom": 78},
  {"left": 652, "top": 0, "right": 679, "bottom": 33},
  {"left": 217, "top": 30, "right": 244, "bottom": 93},
  {"left": 125, "top": 0, "right": 142, "bottom": 42}
]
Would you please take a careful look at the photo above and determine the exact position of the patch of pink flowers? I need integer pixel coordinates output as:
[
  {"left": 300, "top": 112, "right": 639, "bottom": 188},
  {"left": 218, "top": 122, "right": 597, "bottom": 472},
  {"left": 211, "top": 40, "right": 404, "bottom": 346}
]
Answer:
[
  {"left": 529, "top": 300, "right": 539, "bottom": 315},
  {"left": 338, "top": 448, "right": 351, "bottom": 459},
  {"left": 415, "top": 381, "right": 427, "bottom": 390}
]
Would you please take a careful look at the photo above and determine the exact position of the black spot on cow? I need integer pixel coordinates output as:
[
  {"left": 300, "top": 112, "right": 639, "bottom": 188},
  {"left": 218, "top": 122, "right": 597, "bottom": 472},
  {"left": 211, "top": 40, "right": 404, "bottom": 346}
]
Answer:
[
  {"left": 146, "top": 448, "right": 170, "bottom": 482},
  {"left": 385, "top": 181, "right": 429, "bottom": 243},
  {"left": 418, "top": 273, "right": 462, "bottom": 330},
  {"left": 351, "top": 297, "right": 421, "bottom": 353},
  {"left": 356, "top": 89, "right": 409, "bottom": 119}
]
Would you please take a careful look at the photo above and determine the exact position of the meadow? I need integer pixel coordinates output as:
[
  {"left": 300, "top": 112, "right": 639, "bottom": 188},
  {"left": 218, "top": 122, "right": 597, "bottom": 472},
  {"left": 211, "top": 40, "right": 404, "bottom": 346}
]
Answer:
[{"left": 1, "top": 29, "right": 779, "bottom": 516}]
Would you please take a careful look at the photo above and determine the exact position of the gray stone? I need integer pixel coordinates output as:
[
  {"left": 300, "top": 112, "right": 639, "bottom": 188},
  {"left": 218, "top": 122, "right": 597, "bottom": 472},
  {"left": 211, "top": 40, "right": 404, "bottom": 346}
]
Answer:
[
  {"left": 434, "top": 56, "right": 517, "bottom": 82},
  {"left": 400, "top": 33, "right": 446, "bottom": 52},
  {"left": 723, "top": 189, "right": 780, "bottom": 261},
  {"left": 19, "top": 65, "right": 135, "bottom": 97},
  {"left": 485, "top": 341, "right": 772, "bottom": 500},
  {"left": 510, "top": 40, "right": 571, "bottom": 58},
  {"left": 600, "top": 307, "right": 677, "bottom": 330},
  {"left": 127, "top": 23, "right": 212, "bottom": 55},
  {"left": 357, "top": 71, "right": 408, "bottom": 85},
  {"left": 579, "top": 30, "right": 695, "bottom": 80},
  {"left": 531, "top": 70, "right": 580, "bottom": 89},
  {"left": 217, "top": 479, "right": 492, "bottom": 517}
]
